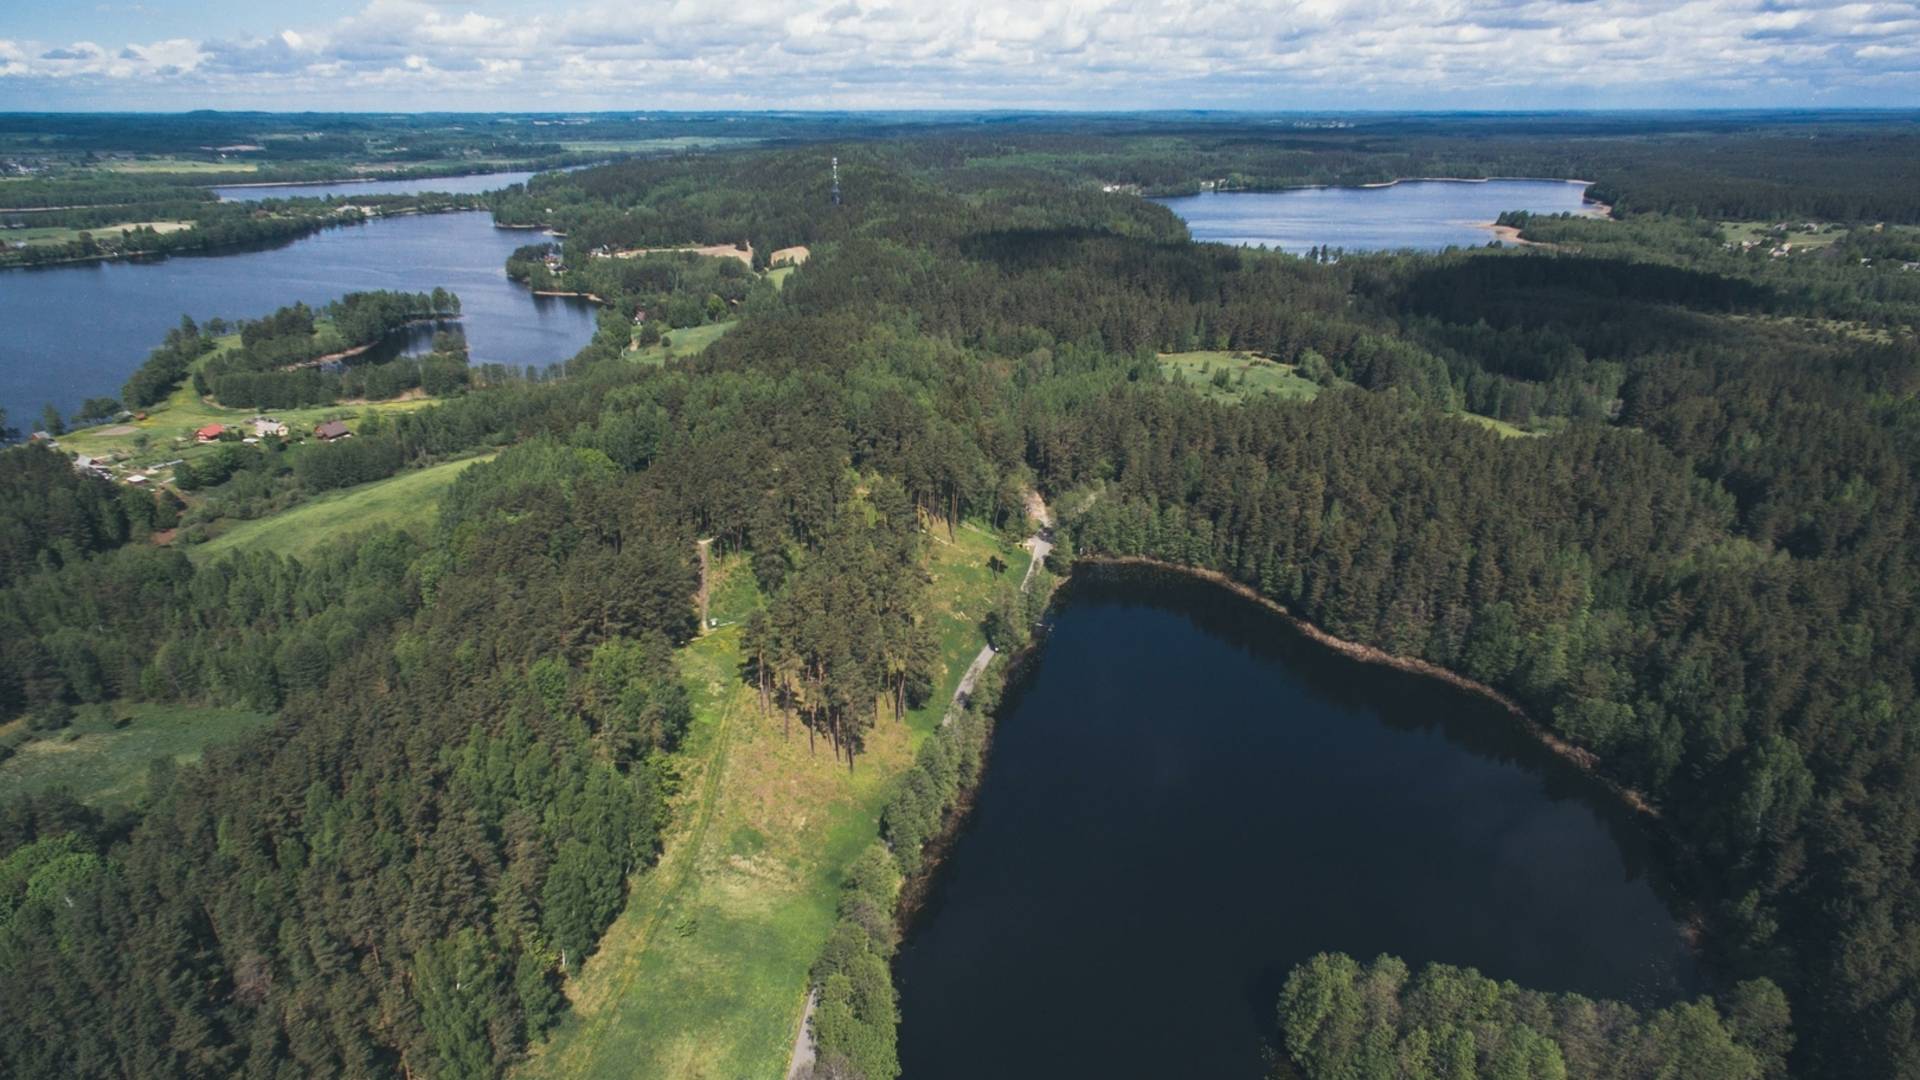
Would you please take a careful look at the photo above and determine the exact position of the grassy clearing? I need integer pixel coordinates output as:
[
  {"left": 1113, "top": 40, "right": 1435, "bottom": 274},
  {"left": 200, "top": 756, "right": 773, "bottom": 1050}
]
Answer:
[
  {"left": 630, "top": 320, "right": 738, "bottom": 366},
  {"left": 1461, "top": 412, "right": 1542, "bottom": 438},
  {"left": 519, "top": 526, "right": 1029, "bottom": 1080},
  {"left": 101, "top": 158, "right": 258, "bottom": 175},
  {"left": 58, "top": 332, "right": 439, "bottom": 478},
  {"left": 768, "top": 265, "right": 797, "bottom": 291},
  {"left": 0, "top": 703, "right": 272, "bottom": 808},
  {"left": 1160, "top": 350, "right": 1322, "bottom": 404},
  {"left": 188, "top": 454, "right": 493, "bottom": 563}
]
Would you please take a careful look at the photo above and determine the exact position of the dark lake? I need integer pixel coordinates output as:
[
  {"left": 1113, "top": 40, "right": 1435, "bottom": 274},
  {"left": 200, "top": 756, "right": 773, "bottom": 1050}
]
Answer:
[
  {"left": 0, "top": 211, "right": 595, "bottom": 426},
  {"left": 212, "top": 170, "right": 540, "bottom": 202},
  {"left": 1155, "top": 178, "right": 1602, "bottom": 253},
  {"left": 895, "top": 567, "right": 1697, "bottom": 1079}
]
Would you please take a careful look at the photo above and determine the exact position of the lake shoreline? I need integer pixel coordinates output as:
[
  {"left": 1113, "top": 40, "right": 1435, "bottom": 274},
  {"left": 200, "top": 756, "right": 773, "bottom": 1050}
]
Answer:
[
  {"left": 285, "top": 314, "right": 464, "bottom": 370},
  {"left": 1073, "top": 554, "right": 1711, "bottom": 953},
  {"left": 1080, "top": 555, "right": 1657, "bottom": 811}
]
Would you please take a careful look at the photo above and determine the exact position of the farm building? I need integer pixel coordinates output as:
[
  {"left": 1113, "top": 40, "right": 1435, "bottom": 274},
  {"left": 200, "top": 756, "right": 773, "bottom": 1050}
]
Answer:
[
  {"left": 195, "top": 424, "right": 226, "bottom": 443},
  {"left": 314, "top": 420, "right": 352, "bottom": 441},
  {"left": 252, "top": 417, "right": 289, "bottom": 438}
]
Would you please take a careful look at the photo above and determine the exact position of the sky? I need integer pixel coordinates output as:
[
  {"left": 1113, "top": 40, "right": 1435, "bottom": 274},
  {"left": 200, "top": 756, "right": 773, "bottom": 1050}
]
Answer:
[{"left": 0, "top": 0, "right": 1916, "bottom": 111}]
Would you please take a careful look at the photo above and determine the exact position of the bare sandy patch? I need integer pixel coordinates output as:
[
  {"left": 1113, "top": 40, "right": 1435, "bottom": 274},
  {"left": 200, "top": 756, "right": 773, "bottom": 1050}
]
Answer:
[
  {"left": 607, "top": 243, "right": 754, "bottom": 267},
  {"left": 769, "top": 245, "right": 809, "bottom": 266}
]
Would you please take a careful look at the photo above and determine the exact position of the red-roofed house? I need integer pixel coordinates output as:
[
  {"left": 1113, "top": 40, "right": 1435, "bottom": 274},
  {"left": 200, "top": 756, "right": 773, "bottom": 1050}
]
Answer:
[{"left": 195, "top": 424, "right": 225, "bottom": 443}]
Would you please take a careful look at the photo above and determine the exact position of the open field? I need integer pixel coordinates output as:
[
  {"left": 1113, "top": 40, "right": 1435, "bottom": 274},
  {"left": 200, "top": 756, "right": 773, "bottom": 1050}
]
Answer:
[
  {"left": 189, "top": 453, "right": 494, "bottom": 562},
  {"left": 631, "top": 319, "right": 738, "bottom": 365},
  {"left": 0, "top": 703, "right": 273, "bottom": 808},
  {"left": 554, "top": 137, "right": 760, "bottom": 154},
  {"left": 3, "top": 220, "right": 192, "bottom": 246},
  {"left": 101, "top": 158, "right": 259, "bottom": 174},
  {"left": 519, "top": 526, "right": 1029, "bottom": 1080},
  {"left": 1160, "top": 350, "right": 1322, "bottom": 404}
]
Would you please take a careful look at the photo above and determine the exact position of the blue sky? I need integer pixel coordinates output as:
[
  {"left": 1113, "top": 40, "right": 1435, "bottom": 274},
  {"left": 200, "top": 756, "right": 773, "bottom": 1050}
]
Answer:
[{"left": 2, "top": 1, "right": 1917, "bottom": 111}]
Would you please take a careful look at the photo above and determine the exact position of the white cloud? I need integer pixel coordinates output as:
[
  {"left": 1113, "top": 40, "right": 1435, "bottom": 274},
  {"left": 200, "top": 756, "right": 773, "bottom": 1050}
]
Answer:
[{"left": 0, "top": 0, "right": 1916, "bottom": 108}]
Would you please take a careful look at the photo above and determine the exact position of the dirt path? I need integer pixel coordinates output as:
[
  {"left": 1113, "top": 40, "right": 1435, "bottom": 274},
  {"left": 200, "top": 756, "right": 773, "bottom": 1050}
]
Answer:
[
  {"left": 945, "top": 503, "right": 1051, "bottom": 728},
  {"left": 783, "top": 989, "right": 819, "bottom": 1080},
  {"left": 943, "top": 642, "right": 999, "bottom": 729}
]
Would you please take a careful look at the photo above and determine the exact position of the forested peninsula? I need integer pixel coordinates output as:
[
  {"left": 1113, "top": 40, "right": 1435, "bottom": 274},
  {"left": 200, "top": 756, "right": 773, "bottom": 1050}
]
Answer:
[{"left": 3, "top": 116, "right": 1919, "bottom": 1079}]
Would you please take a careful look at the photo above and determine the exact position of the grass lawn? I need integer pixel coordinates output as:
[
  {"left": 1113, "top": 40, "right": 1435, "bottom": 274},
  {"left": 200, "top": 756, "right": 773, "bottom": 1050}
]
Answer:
[
  {"left": 518, "top": 526, "right": 1029, "bottom": 1080},
  {"left": 768, "top": 265, "right": 797, "bottom": 290},
  {"left": 630, "top": 320, "right": 738, "bottom": 366},
  {"left": 188, "top": 454, "right": 494, "bottom": 562},
  {"left": 1160, "top": 350, "right": 1322, "bottom": 404},
  {"left": 0, "top": 703, "right": 273, "bottom": 808},
  {"left": 59, "top": 332, "right": 441, "bottom": 479}
]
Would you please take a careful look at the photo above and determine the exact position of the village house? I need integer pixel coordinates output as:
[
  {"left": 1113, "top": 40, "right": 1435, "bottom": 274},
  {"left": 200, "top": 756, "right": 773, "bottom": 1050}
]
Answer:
[
  {"left": 195, "top": 423, "right": 226, "bottom": 443},
  {"left": 252, "top": 416, "right": 289, "bottom": 438},
  {"left": 313, "top": 420, "right": 352, "bottom": 442}
]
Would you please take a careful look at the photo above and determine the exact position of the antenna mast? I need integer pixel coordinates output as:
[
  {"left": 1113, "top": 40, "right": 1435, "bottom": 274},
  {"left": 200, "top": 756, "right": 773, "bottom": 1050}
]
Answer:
[{"left": 831, "top": 156, "right": 841, "bottom": 206}]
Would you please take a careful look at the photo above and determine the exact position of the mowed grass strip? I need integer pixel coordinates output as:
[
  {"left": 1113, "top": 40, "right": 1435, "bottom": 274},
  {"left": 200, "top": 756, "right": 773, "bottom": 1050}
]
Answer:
[
  {"left": 0, "top": 703, "right": 272, "bottom": 808},
  {"left": 519, "top": 527, "right": 1028, "bottom": 1080},
  {"left": 189, "top": 454, "right": 493, "bottom": 563},
  {"left": 1159, "top": 350, "right": 1322, "bottom": 404}
]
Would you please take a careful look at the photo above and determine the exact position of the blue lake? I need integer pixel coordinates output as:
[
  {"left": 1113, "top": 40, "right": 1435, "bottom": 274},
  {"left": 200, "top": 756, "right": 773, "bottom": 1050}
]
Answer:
[
  {"left": 212, "top": 170, "right": 541, "bottom": 202},
  {"left": 0, "top": 211, "right": 595, "bottom": 426},
  {"left": 1155, "top": 178, "right": 1602, "bottom": 253}
]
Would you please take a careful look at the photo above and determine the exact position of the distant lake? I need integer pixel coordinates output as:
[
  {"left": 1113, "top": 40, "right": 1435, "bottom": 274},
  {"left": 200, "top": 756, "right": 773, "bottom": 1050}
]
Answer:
[
  {"left": 896, "top": 568, "right": 1697, "bottom": 1079},
  {"left": 0, "top": 211, "right": 595, "bottom": 426},
  {"left": 1155, "top": 178, "right": 1601, "bottom": 252},
  {"left": 213, "top": 170, "right": 541, "bottom": 202}
]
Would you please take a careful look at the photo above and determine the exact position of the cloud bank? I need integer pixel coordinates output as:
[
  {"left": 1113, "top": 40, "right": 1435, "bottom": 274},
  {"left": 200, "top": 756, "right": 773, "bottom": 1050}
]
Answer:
[{"left": 2, "top": 0, "right": 1917, "bottom": 110}]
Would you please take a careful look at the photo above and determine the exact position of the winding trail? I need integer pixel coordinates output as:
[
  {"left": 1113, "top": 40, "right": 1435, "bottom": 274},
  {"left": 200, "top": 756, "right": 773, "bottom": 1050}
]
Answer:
[{"left": 945, "top": 508, "right": 1052, "bottom": 728}]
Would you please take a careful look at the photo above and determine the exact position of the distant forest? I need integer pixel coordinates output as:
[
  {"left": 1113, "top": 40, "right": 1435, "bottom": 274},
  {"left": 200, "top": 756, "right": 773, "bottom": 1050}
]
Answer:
[{"left": 3, "top": 113, "right": 1919, "bottom": 1079}]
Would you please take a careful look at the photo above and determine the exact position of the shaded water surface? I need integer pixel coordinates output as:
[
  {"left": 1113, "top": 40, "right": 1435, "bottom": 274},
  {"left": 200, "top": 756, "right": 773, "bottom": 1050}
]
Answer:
[{"left": 895, "top": 568, "right": 1696, "bottom": 1079}]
